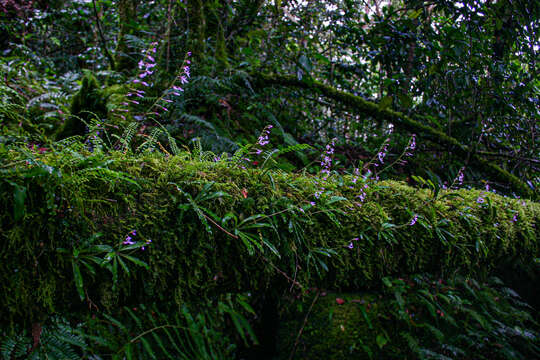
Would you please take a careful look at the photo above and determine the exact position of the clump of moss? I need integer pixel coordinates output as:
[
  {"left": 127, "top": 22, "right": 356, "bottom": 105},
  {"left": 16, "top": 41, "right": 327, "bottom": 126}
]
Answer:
[{"left": 56, "top": 71, "right": 107, "bottom": 139}]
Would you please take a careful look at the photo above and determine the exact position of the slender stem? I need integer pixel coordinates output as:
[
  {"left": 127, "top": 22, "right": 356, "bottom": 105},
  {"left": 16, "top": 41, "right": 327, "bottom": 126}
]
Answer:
[
  {"left": 204, "top": 214, "right": 239, "bottom": 239},
  {"left": 92, "top": 0, "right": 116, "bottom": 69},
  {"left": 143, "top": 58, "right": 188, "bottom": 117},
  {"left": 379, "top": 134, "right": 414, "bottom": 175},
  {"left": 166, "top": 0, "right": 172, "bottom": 72},
  {"left": 260, "top": 256, "right": 303, "bottom": 289},
  {"left": 288, "top": 291, "right": 320, "bottom": 360}
]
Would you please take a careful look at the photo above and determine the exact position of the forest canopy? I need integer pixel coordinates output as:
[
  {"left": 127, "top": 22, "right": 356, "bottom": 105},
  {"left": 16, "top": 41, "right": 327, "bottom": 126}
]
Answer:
[{"left": 1, "top": 0, "right": 538, "bottom": 197}]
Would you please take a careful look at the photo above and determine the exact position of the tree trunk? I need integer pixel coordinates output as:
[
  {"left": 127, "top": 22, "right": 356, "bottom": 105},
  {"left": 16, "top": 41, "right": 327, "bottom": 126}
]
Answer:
[
  {"left": 187, "top": 0, "right": 206, "bottom": 61},
  {"left": 115, "top": 0, "right": 138, "bottom": 72}
]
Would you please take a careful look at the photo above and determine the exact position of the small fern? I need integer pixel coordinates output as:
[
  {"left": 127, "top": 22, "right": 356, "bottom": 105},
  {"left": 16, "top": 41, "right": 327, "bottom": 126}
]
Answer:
[
  {"left": 115, "top": 121, "right": 139, "bottom": 153},
  {"left": 78, "top": 298, "right": 255, "bottom": 360},
  {"left": 0, "top": 318, "right": 87, "bottom": 360}
]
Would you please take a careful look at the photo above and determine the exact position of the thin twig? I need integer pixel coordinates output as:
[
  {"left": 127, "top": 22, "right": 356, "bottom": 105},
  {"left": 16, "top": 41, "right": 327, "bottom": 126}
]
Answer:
[
  {"left": 260, "top": 256, "right": 303, "bottom": 289},
  {"left": 204, "top": 214, "right": 239, "bottom": 239}
]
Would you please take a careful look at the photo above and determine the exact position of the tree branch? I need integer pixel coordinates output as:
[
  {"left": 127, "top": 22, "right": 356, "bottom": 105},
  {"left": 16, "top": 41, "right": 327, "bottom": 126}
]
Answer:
[{"left": 250, "top": 73, "right": 536, "bottom": 199}]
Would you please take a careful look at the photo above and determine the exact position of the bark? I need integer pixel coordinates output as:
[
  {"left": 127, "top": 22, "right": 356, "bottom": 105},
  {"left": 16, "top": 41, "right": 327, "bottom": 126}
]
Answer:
[
  {"left": 251, "top": 73, "right": 535, "bottom": 199},
  {"left": 187, "top": 0, "right": 206, "bottom": 60},
  {"left": 114, "top": 0, "right": 138, "bottom": 72},
  {"left": 92, "top": 0, "right": 115, "bottom": 69}
]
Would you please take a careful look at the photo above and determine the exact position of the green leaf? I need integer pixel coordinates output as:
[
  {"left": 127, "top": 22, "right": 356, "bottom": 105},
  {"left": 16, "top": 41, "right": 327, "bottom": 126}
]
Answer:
[
  {"left": 121, "top": 254, "right": 149, "bottom": 269},
  {"left": 359, "top": 304, "right": 373, "bottom": 329},
  {"left": 72, "top": 262, "right": 85, "bottom": 301},
  {"left": 117, "top": 256, "right": 130, "bottom": 276},
  {"left": 13, "top": 184, "right": 26, "bottom": 221},
  {"left": 376, "top": 334, "right": 388, "bottom": 349}
]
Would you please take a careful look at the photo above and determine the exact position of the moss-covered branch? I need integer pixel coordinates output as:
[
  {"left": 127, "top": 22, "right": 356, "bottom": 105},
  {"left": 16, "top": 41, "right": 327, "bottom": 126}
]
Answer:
[
  {"left": 251, "top": 73, "right": 535, "bottom": 199},
  {"left": 1, "top": 151, "right": 538, "bottom": 325}
]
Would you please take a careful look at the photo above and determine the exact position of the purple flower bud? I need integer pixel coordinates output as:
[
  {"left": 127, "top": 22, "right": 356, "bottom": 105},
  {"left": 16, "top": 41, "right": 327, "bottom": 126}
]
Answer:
[{"left": 409, "top": 214, "right": 418, "bottom": 226}]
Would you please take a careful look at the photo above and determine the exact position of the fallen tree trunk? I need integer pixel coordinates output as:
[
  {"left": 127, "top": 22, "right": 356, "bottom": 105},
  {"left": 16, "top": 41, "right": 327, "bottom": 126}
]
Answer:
[{"left": 1, "top": 151, "right": 538, "bottom": 327}]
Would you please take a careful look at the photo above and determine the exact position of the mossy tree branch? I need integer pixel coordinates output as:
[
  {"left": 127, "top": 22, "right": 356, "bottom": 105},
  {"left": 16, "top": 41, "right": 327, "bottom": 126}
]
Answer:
[{"left": 251, "top": 73, "right": 535, "bottom": 199}]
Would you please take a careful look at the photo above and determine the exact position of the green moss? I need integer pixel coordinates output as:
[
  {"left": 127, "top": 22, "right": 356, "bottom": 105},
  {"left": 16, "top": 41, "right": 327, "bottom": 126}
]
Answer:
[
  {"left": 278, "top": 275, "right": 540, "bottom": 359},
  {"left": 0, "top": 150, "right": 538, "bottom": 330},
  {"left": 56, "top": 71, "right": 107, "bottom": 139},
  {"left": 277, "top": 292, "right": 388, "bottom": 359}
]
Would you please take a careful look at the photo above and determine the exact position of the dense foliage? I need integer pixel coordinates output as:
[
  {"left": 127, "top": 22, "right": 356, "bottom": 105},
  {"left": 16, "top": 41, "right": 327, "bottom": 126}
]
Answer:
[{"left": 0, "top": 0, "right": 538, "bottom": 358}]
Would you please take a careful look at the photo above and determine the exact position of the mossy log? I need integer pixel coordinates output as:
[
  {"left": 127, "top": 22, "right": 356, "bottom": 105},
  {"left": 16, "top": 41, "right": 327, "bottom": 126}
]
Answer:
[
  {"left": 251, "top": 73, "right": 535, "bottom": 200},
  {"left": 0, "top": 151, "right": 538, "bottom": 327}
]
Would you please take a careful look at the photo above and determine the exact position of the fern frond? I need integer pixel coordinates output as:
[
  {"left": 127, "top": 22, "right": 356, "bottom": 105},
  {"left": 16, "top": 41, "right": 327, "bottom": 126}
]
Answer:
[
  {"left": 118, "top": 122, "right": 139, "bottom": 153},
  {"left": 231, "top": 144, "right": 252, "bottom": 164}
]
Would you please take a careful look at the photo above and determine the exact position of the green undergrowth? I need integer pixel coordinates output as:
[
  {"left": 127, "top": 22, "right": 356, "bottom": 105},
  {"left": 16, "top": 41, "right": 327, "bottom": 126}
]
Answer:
[
  {"left": 0, "top": 144, "right": 538, "bottom": 357},
  {"left": 278, "top": 274, "right": 540, "bottom": 360},
  {"left": 1, "top": 145, "right": 538, "bottom": 317}
]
